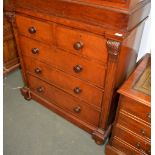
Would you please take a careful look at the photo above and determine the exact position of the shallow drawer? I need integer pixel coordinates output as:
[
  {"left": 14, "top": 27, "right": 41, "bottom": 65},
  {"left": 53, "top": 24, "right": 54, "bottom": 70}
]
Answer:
[
  {"left": 20, "top": 36, "right": 106, "bottom": 88},
  {"left": 27, "top": 74, "right": 100, "bottom": 126},
  {"left": 16, "top": 15, "right": 54, "bottom": 43},
  {"left": 117, "top": 112, "right": 151, "bottom": 140},
  {"left": 120, "top": 96, "right": 151, "bottom": 124},
  {"left": 111, "top": 137, "right": 146, "bottom": 155},
  {"left": 102, "top": 0, "right": 127, "bottom": 3},
  {"left": 114, "top": 125, "right": 151, "bottom": 154},
  {"left": 56, "top": 25, "right": 108, "bottom": 63},
  {"left": 23, "top": 56, "right": 103, "bottom": 107}
]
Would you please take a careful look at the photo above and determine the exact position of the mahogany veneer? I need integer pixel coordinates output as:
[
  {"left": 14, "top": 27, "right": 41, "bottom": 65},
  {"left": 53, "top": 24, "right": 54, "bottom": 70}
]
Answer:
[
  {"left": 3, "top": 13, "right": 20, "bottom": 75},
  {"left": 105, "top": 54, "right": 151, "bottom": 154},
  {"left": 5, "top": 0, "right": 150, "bottom": 144}
]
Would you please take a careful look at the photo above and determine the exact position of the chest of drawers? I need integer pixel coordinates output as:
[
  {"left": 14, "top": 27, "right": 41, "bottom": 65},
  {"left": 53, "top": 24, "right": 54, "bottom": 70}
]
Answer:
[
  {"left": 105, "top": 54, "right": 151, "bottom": 154},
  {"left": 5, "top": 0, "right": 150, "bottom": 144}
]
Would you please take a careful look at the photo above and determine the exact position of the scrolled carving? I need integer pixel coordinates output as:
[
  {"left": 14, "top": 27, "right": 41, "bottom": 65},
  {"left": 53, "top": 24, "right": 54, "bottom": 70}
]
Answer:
[
  {"left": 4, "top": 11, "right": 15, "bottom": 24},
  {"left": 106, "top": 40, "right": 121, "bottom": 56}
]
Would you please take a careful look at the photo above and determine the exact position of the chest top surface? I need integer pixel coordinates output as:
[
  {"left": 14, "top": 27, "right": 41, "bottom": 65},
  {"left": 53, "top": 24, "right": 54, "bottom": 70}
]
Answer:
[{"left": 118, "top": 53, "right": 151, "bottom": 106}]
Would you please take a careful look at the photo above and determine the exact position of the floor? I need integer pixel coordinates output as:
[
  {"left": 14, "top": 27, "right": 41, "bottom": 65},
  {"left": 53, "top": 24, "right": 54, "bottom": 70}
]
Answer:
[{"left": 3, "top": 70, "right": 106, "bottom": 155}]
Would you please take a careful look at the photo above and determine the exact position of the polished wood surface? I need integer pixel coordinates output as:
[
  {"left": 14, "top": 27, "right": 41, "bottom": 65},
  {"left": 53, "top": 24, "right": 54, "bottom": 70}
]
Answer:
[
  {"left": 19, "top": 36, "right": 106, "bottom": 87},
  {"left": 106, "top": 54, "right": 151, "bottom": 154},
  {"left": 5, "top": 0, "right": 150, "bottom": 144},
  {"left": 16, "top": 15, "right": 54, "bottom": 43},
  {"left": 11, "top": 0, "right": 150, "bottom": 32},
  {"left": 3, "top": 13, "right": 20, "bottom": 75},
  {"left": 27, "top": 74, "right": 100, "bottom": 126},
  {"left": 23, "top": 56, "right": 103, "bottom": 107},
  {"left": 117, "top": 111, "right": 150, "bottom": 139},
  {"left": 56, "top": 25, "right": 108, "bottom": 63}
]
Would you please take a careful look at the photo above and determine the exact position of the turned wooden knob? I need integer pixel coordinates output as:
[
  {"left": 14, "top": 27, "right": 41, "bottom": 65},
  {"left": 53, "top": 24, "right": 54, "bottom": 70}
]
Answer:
[
  {"left": 147, "top": 149, "right": 151, "bottom": 155},
  {"left": 73, "top": 41, "right": 84, "bottom": 50},
  {"left": 34, "top": 68, "right": 42, "bottom": 74},
  {"left": 147, "top": 112, "right": 151, "bottom": 120},
  {"left": 36, "top": 87, "right": 44, "bottom": 93},
  {"left": 28, "top": 27, "right": 36, "bottom": 34},
  {"left": 141, "top": 128, "right": 146, "bottom": 136},
  {"left": 73, "top": 106, "right": 81, "bottom": 113},
  {"left": 73, "top": 87, "right": 82, "bottom": 94},
  {"left": 32, "top": 48, "right": 39, "bottom": 54},
  {"left": 136, "top": 142, "right": 141, "bottom": 149},
  {"left": 73, "top": 65, "right": 83, "bottom": 73}
]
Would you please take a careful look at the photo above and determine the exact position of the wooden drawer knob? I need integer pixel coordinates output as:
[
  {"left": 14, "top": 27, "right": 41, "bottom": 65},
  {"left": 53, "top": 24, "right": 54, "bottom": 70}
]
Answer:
[
  {"left": 140, "top": 128, "right": 146, "bottom": 136},
  {"left": 147, "top": 112, "right": 151, "bottom": 120},
  {"left": 73, "top": 87, "right": 82, "bottom": 94},
  {"left": 73, "top": 65, "right": 83, "bottom": 73},
  {"left": 28, "top": 27, "right": 36, "bottom": 34},
  {"left": 73, "top": 106, "right": 81, "bottom": 113},
  {"left": 34, "top": 68, "right": 42, "bottom": 74},
  {"left": 73, "top": 41, "right": 84, "bottom": 50},
  {"left": 147, "top": 149, "right": 151, "bottom": 155},
  {"left": 136, "top": 142, "right": 141, "bottom": 149},
  {"left": 36, "top": 87, "right": 44, "bottom": 93},
  {"left": 32, "top": 48, "right": 39, "bottom": 54}
]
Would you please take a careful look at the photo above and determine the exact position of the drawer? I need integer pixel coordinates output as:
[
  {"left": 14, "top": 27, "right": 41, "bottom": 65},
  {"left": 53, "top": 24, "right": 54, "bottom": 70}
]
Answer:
[
  {"left": 16, "top": 15, "right": 54, "bottom": 43},
  {"left": 117, "top": 111, "right": 151, "bottom": 139},
  {"left": 114, "top": 125, "right": 151, "bottom": 155},
  {"left": 56, "top": 25, "right": 108, "bottom": 63},
  {"left": 20, "top": 36, "right": 106, "bottom": 88},
  {"left": 23, "top": 56, "right": 103, "bottom": 107},
  {"left": 111, "top": 137, "right": 146, "bottom": 155},
  {"left": 27, "top": 74, "right": 100, "bottom": 126},
  {"left": 120, "top": 96, "right": 151, "bottom": 124},
  {"left": 103, "top": 0, "right": 127, "bottom": 3}
]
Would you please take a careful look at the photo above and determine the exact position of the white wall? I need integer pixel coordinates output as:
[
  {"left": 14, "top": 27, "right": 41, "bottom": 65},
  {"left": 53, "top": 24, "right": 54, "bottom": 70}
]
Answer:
[{"left": 137, "top": 15, "right": 151, "bottom": 61}]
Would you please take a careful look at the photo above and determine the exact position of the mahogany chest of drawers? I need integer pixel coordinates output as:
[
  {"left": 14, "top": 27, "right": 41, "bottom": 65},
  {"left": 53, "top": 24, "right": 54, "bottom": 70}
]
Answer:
[
  {"left": 5, "top": 0, "right": 150, "bottom": 144},
  {"left": 105, "top": 54, "right": 151, "bottom": 154}
]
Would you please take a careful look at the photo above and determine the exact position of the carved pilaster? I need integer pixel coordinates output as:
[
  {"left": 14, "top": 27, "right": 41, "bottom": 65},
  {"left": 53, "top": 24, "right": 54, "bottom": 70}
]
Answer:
[
  {"left": 106, "top": 40, "right": 121, "bottom": 57},
  {"left": 99, "top": 39, "right": 121, "bottom": 130},
  {"left": 4, "top": 12, "right": 15, "bottom": 24}
]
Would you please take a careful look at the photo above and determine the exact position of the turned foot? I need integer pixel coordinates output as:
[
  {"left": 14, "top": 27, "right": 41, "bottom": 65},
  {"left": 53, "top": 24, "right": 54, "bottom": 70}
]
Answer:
[
  {"left": 20, "top": 87, "right": 31, "bottom": 100},
  {"left": 92, "top": 125, "right": 112, "bottom": 145},
  {"left": 92, "top": 130, "right": 104, "bottom": 145},
  {"left": 95, "top": 139, "right": 104, "bottom": 145}
]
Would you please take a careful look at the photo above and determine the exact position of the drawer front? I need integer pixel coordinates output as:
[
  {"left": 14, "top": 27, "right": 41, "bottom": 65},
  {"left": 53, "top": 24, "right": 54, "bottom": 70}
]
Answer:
[
  {"left": 104, "top": 0, "right": 127, "bottom": 3},
  {"left": 114, "top": 125, "right": 151, "bottom": 154},
  {"left": 27, "top": 74, "right": 100, "bottom": 126},
  {"left": 111, "top": 137, "right": 145, "bottom": 155},
  {"left": 117, "top": 112, "right": 151, "bottom": 139},
  {"left": 56, "top": 25, "right": 108, "bottom": 63},
  {"left": 20, "top": 36, "right": 106, "bottom": 88},
  {"left": 16, "top": 15, "right": 54, "bottom": 43},
  {"left": 23, "top": 56, "right": 103, "bottom": 107},
  {"left": 120, "top": 96, "right": 151, "bottom": 124}
]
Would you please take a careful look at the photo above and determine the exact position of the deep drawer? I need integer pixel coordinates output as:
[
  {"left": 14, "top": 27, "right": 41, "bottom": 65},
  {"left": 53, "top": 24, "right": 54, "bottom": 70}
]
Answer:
[
  {"left": 23, "top": 56, "right": 103, "bottom": 107},
  {"left": 27, "top": 74, "right": 100, "bottom": 126},
  {"left": 56, "top": 25, "right": 108, "bottom": 64},
  {"left": 16, "top": 15, "right": 54, "bottom": 43},
  {"left": 20, "top": 36, "right": 106, "bottom": 88}
]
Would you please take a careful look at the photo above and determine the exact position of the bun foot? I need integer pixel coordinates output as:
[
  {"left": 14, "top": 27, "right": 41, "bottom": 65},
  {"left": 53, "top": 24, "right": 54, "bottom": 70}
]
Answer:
[
  {"left": 92, "top": 125, "right": 112, "bottom": 145},
  {"left": 20, "top": 87, "right": 31, "bottom": 100},
  {"left": 95, "top": 139, "right": 104, "bottom": 145}
]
